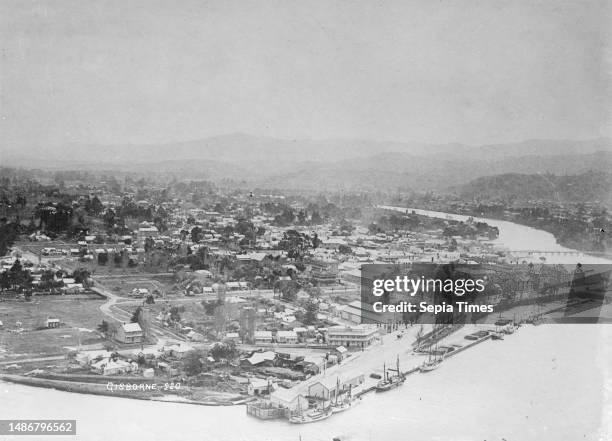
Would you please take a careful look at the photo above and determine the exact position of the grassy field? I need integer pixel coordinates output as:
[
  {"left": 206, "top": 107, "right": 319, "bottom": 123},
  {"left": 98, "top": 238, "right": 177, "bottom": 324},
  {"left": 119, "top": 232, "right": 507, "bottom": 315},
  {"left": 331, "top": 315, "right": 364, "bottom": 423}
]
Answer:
[{"left": 0, "top": 297, "right": 107, "bottom": 357}]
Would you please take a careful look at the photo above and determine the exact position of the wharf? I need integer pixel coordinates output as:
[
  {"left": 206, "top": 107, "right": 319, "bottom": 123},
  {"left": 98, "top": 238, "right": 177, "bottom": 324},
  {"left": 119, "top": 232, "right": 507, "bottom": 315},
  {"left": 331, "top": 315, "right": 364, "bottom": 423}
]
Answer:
[{"left": 354, "top": 333, "right": 492, "bottom": 398}]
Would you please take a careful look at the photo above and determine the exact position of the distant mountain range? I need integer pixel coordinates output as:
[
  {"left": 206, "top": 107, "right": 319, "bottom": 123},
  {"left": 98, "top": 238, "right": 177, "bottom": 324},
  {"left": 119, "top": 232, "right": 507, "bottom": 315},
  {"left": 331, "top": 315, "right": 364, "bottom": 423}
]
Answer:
[{"left": 3, "top": 134, "right": 611, "bottom": 190}]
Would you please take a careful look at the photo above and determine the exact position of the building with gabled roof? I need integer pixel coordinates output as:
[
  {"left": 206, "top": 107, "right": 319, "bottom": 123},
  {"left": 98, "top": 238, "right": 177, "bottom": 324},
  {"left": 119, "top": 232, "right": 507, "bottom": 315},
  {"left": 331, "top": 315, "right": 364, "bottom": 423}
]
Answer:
[{"left": 116, "top": 322, "right": 143, "bottom": 344}]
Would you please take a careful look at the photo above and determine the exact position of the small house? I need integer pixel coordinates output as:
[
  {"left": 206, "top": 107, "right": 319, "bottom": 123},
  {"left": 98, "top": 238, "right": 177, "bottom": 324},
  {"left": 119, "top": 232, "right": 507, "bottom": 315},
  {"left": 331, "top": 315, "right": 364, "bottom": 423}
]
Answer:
[
  {"left": 116, "top": 322, "right": 144, "bottom": 344},
  {"left": 247, "top": 378, "right": 271, "bottom": 396},
  {"left": 333, "top": 346, "right": 348, "bottom": 361},
  {"left": 276, "top": 330, "right": 298, "bottom": 344},
  {"left": 62, "top": 283, "right": 84, "bottom": 294},
  {"left": 131, "top": 288, "right": 149, "bottom": 298},
  {"left": 254, "top": 330, "right": 273, "bottom": 344},
  {"left": 225, "top": 332, "right": 240, "bottom": 342},
  {"left": 164, "top": 343, "right": 194, "bottom": 359},
  {"left": 308, "top": 377, "right": 339, "bottom": 401},
  {"left": 46, "top": 318, "right": 61, "bottom": 328}
]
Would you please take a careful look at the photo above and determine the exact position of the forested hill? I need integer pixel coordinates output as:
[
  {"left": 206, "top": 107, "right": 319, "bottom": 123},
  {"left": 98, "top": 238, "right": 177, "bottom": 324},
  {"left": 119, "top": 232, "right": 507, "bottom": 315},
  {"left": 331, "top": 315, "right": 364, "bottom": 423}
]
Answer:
[{"left": 455, "top": 171, "right": 612, "bottom": 205}]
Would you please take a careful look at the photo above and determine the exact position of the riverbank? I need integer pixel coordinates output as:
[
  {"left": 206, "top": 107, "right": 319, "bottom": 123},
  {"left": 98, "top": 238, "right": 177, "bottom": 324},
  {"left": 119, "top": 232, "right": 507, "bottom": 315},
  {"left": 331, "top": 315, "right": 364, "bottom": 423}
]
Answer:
[
  {"left": 383, "top": 204, "right": 611, "bottom": 259},
  {"left": 0, "top": 372, "right": 243, "bottom": 406},
  {"left": 0, "top": 321, "right": 501, "bottom": 417},
  {"left": 2, "top": 323, "right": 608, "bottom": 441},
  {"left": 380, "top": 205, "right": 612, "bottom": 265}
]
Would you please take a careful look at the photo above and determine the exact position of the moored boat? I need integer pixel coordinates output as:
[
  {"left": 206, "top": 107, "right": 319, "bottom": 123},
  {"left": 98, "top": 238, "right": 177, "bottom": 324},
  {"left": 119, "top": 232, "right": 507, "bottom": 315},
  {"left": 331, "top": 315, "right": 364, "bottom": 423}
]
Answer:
[
  {"left": 420, "top": 358, "right": 442, "bottom": 372},
  {"left": 331, "top": 396, "right": 362, "bottom": 413},
  {"left": 289, "top": 407, "right": 333, "bottom": 424},
  {"left": 420, "top": 344, "right": 444, "bottom": 372},
  {"left": 375, "top": 375, "right": 405, "bottom": 391},
  {"left": 375, "top": 356, "right": 405, "bottom": 392}
]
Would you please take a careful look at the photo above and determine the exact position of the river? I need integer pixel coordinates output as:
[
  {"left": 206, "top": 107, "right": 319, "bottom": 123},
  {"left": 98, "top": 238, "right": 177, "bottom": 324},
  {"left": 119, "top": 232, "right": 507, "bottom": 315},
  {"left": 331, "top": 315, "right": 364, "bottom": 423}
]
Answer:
[{"left": 1, "top": 209, "right": 611, "bottom": 441}]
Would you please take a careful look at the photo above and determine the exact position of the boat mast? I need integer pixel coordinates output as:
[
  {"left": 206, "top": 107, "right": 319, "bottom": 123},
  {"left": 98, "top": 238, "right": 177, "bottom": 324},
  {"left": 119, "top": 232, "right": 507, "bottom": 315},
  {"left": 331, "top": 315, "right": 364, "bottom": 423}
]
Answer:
[
  {"left": 336, "top": 377, "right": 340, "bottom": 406},
  {"left": 396, "top": 355, "right": 400, "bottom": 378}
]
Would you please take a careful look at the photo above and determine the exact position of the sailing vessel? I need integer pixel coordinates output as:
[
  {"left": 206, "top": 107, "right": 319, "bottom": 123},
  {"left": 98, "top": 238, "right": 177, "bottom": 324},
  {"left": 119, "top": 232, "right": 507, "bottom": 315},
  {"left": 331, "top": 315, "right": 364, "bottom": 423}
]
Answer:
[
  {"left": 420, "top": 344, "right": 444, "bottom": 372},
  {"left": 331, "top": 397, "right": 361, "bottom": 414},
  {"left": 375, "top": 356, "right": 405, "bottom": 392},
  {"left": 289, "top": 399, "right": 333, "bottom": 424},
  {"left": 331, "top": 382, "right": 362, "bottom": 414}
]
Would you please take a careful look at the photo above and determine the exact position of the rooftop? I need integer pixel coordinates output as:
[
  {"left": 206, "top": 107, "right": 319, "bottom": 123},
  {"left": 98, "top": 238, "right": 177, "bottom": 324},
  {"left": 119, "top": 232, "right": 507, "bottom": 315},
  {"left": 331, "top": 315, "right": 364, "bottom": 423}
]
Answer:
[{"left": 121, "top": 322, "right": 142, "bottom": 333}]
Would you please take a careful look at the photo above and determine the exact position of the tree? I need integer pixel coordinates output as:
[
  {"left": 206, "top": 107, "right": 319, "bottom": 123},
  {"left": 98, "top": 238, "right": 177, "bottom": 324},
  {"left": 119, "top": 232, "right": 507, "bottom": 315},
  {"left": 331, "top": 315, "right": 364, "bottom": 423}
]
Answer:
[
  {"left": 280, "top": 280, "right": 299, "bottom": 301},
  {"left": 274, "top": 207, "right": 295, "bottom": 226},
  {"left": 90, "top": 196, "right": 104, "bottom": 215},
  {"left": 98, "top": 253, "right": 108, "bottom": 265},
  {"left": 338, "top": 244, "right": 352, "bottom": 254},
  {"left": 310, "top": 210, "right": 323, "bottom": 224},
  {"left": 279, "top": 230, "right": 312, "bottom": 259},
  {"left": 0, "top": 221, "right": 19, "bottom": 257},
  {"left": 311, "top": 232, "right": 320, "bottom": 249},
  {"left": 98, "top": 320, "right": 109, "bottom": 335},
  {"left": 41, "top": 269, "right": 55, "bottom": 283},
  {"left": 114, "top": 252, "right": 124, "bottom": 267},
  {"left": 144, "top": 236, "right": 155, "bottom": 253},
  {"left": 182, "top": 350, "right": 204, "bottom": 376},
  {"left": 169, "top": 306, "right": 181, "bottom": 322},
  {"left": 210, "top": 341, "right": 236, "bottom": 360},
  {"left": 303, "top": 299, "right": 319, "bottom": 325},
  {"left": 190, "top": 226, "right": 203, "bottom": 243},
  {"left": 202, "top": 300, "right": 217, "bottom": 316},
  {"left": 8, "top": 259, "right": 32, "bottom": 291},
  {"left": 36, "top": 203, "right": 73, "bottom": 232},
  {"left": 0, "top": 271, "right": 10, "bottom": 291},
  {"left": 103, "top": 209, "right": 116, "bottom": 229},
  {"left": 72, "top": 268, "right": 91, "bottom": 284},
  {"left": 131, "top": 306, "right": 142, "bottom": 323}
]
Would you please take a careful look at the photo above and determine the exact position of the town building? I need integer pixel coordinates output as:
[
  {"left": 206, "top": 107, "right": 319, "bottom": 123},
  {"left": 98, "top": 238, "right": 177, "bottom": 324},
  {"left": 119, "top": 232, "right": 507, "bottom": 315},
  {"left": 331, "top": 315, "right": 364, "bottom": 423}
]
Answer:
[
  {"left": 276, "top": 330, "right": 298, "bottom": 344},
  {"left": 308, "top": 374, "right": 365, "bottom": 400},
  {"left": 327, "top": 324, "right": 379, "bottom": 349},
  {"left": 269, "top": 388, "right": 309, "bottom": 412},
  {"left": 254, "top": 330, "right": 273, "bottom": 344},
  {"left": 247, "top": 378, "right": 271, "bottom": 396},
  {"left": 116, "top": 322, "right": 144, "bottom": 344},
  {"left": 339, "top": 300, "right": 398, "bottom": 325},
  {"left": 46, "top": 318, "right": 61, "bottom": 328},
  {"left": 136, "top": 223, "right": 159, "bottom": 245}
]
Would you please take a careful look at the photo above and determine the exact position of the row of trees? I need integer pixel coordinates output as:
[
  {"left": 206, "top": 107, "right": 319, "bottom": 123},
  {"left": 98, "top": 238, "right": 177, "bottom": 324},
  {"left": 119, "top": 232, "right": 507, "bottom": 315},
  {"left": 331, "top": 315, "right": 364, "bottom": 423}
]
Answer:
[
  {"left": 0, "top": 220, "right": 19, "bottom": 256},
  {"left": 0, "top": 259, "right": 32, "bottom": 293}
]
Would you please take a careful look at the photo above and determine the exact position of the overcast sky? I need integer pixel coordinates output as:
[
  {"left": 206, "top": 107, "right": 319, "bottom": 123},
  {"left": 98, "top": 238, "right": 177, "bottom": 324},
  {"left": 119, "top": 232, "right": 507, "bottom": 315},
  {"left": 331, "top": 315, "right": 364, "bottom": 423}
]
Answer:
[{"left": 0, "top": 0, "right": 610, "bottom": 150}]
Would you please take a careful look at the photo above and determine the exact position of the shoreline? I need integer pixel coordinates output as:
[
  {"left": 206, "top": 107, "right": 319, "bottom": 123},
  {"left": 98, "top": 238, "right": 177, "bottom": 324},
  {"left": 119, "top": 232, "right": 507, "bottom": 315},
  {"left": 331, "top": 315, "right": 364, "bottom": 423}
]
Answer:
[
  {"left": 381, "top": 204, "right": 612, "bottom": 261},
  {"left": 0, "top": 326, "right": 501, "bottom": 425},
  {"left": 0, "top": 330, "right": 495, "bottom": 413},
  {"left": 0, "top": 373, "right": 244, "bottom": 406}
]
